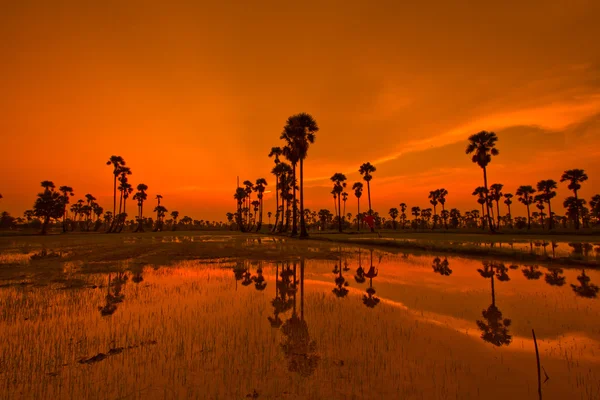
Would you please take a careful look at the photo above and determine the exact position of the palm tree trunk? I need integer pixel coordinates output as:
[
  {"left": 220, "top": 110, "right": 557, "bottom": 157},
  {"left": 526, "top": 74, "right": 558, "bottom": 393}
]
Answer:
[
  {"left": 291, "top": 163, "right": 298, "bottom": 236},
  {"left": 300, "top": 159, "right": 308, "bottom": 238},
  {"left": 432, "top": 205, "right": 437, "bottom": 230},
  {"left": 526, "top": 204, "right": 531, "bottom": 230},
  {"left": 272, "top": 176, "right": 279, "bottom": 233},
  {"left": 482, "top": 167, "right": 495, "bottom": 232},
  {"left": 491, "top": 274, "right": 496, "bottom": 307},
  {"left": 357, "top": 198, "right": 360, "bottom": 231},
  {"left": 496, "top": 201, "right": 501, "bottom": 230},
  {"left": 574, "top": 190, "right": 580, "bottom": 230},
  {"left": 338, "top": 195, "right": 342, "bottom": 233},
  {"left": 547, "top": 199, "right": 553, "bottom": 230}
]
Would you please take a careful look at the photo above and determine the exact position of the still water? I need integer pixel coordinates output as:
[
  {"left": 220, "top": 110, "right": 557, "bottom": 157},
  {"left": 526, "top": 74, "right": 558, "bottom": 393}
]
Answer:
[{"left": 1, "top": 249, "right": 599, "bottom": 399}]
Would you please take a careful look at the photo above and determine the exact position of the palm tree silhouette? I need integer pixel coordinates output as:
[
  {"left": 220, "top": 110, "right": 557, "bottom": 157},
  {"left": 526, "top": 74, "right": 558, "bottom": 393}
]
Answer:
[
  {"left": 233, "top": 187, "right": 247, "bottom": 232},
  {"left": 432, "top": 257, "right": 452, "bottom": 276},
  {"left": 268, "top": 147, "right": 283, "bottom": 231},
  {"left": 411, "top": 206, "right": 420, "bottom": 230},
  {"left": 106, "top": 156, "right": 126, "bottom": 231},
  {"left": 332, "top": 258, "right": 350, "bottom": 298},
  {"left": 516, "top": 185, "right": 536, "bottom": 230},
  {"left": 563, "top": 196, "right": 587, "bottom": 229},
  {"left": 544, "top": 268, "right": 566, "bottom": 287},
  {"left": 133, "top": 183, "right": 148, "bottom": 232},
  {"left": 437, "top": 189, "right": 448, "bottom": 229},
  {"left": 388, "top": 208, "right": 399, "bottom": 230},
  {"left": 560, "top": 169, "right": 588, "bottom": 230},
  {"left": 281, "top": 113, "right": 319, "bottom": 238},
  {"left": 428, "top": 189, "right": 440, "bottom": 229},
  {"left": 331, "top": 173, "right": 347, "bottom": 233},
  {"left": 472, "top": 187, "right": 488, "bottom": 229},
  {"left": 254, "top": 178, "right": 268, "bottom": 232},
  {"left": 590, "top": 194, "right": 600, "bottom": 223},
  {"left": 571, "top": 270, "right": 599, "bottom": 298},
  {"left": 273, "top": 162, "right": 292, "bottom": 233},
  {"left": 489, "top": 183, "right": 503, "bottom": 229},
  {"left": 170, "top": 211, "right": 179, "bottom": 231},
  {"left": 58, "top": 186, "right": 74, "bottom": 232},
  {"left": 503, "top": 193, "right": 514, "bottom": 228},
  {"left": 359, "top": 162, "right": 376, "bottom": 231},
  {"left": 352, "top": 182, "right": 363, "bottom": 231},
  {"left": 466, "top": 131, "right": 499, "bottom": 232},
  {"left": 536, "top": 179, "right": 557, "bottom": 229},
  {"left": 476, "top": 262, "right": 512, "bottom": 346}
]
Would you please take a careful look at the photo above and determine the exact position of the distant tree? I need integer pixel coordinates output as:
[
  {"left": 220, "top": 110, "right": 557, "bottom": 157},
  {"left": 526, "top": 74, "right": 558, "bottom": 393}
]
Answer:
[
  {"left": 133, "top": 183, "right": 148, "bottom": 232},
  {"left": 58, "top": 186, "right": 74, "bottom": 232},
  {"left": 560, "top": 169, "right": 588, "bottom": 230},
  {"left": 388, "top": 208, "right": 399, "bottom": 230},
  {"left": 489, "top": 183, "right": 503, "bottom": 229},
  {"left": 411, "top": 206, "right": 420, "bottom": 230},
  {"left": 399, "top": 203, "right": 407, "bottom": 229},
  {"left": 254, "top": 178, "right": 268, "bottom": 232},
  {"left": 106, "top": 156, "right": 126, "bottom": 230},
  {"left": 466, "top": 131, "right": 499, "bottom": 232},
  {"left": 437, "top": 189, "right": 448, "bottom": 229},
  {"left": 341, "top": 192, "right": 348, "bottom": 226},
  {"left": 268, "top": 147, "right": 283, "bottom": 232},
  {"left": 590, "top": 194, "right": 600, "bottom": 224},
  {"left": 503, "top": 193, "right": 514, "bottom": 228},
  {"left": 170, "top": 211, "right": 179, "bottom": 231},
  {"left": 428, "top": 189, "right": 440, "bottom": 229},
  {"left": 564, "top": 196, "right": 587, "bottom": 228},
  {"left": 516, "top": 185, "right": 536, "bottom": 230},
  {"left": 536, "top": 179, "right": 557, "bottom": 229},
  {"left": 234, "top": 187, "right": 247, "bottom": 232},
  {"left": 472, "top": 187, "right": 488, "bottom": 229},
  {"left": 352, "top": 182, "right": 363, "bottom": 231},
  {"left": 331, "top": 173, "right": 347, "bottom": 233},
  {"left": 359, "top": 162, "right": 376, "bottom": 231},
  {"left": 33, "top": 181, "right": 67, "bottom": 235}
]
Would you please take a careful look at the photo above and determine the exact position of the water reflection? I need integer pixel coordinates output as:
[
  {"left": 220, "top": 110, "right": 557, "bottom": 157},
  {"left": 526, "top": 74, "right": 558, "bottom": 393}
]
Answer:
[
  {"left": 571, "top": 270, "right": 599, "bottom": 298},
  {"left": 432, "top": 257, "right": 452, "bottom": 276},
  {"left": 98, "top": 272, "right": 128, "bottom": 316},
  {"left": 332, "top": 257, "right": 349, "bottom": 298},
  {"left": 362, "top": 249, "right": 381, "bottom": 308},
  {"left": 476, "top": 262, "right": 512, "bottom": 347},
  {"left": 544, "top": 268, "right": 566, "bottom": 287}
]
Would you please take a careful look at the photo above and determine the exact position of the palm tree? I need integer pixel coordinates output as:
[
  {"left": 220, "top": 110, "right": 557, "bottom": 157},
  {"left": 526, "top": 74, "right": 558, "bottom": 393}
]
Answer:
[
  {"left": 564, "top": 196, "right": 587, "bottom": 228},
  {"left": 516, "top": 185, "right": 536, "bottom": 230},
  {"left": 411, "top": 206, "right": 420, "bottom": 230},
  {"left": 268, "top": 147, "right": 283, "bottom": 231},
  {"left": 489, "top": 183, "right": 503, "bottom": 229},
  {"left": 388, "top": 208, "right": 399, "bottom": 230},
  {"left": 503, "top": 193, "right": 514, "bottom": 228},
  {"left": 560, "top": 169, "right": 588, "bottom": 230},
  {"left": 281, "top": 113, "right": 319, "bottom": 238},
  {"left": 254, "top": 178, "right": 268, "bottom": 232},
  {"left": 466, "top": 131, "right": 499, "bottom": 232},
  {"left": 233, "top": 187, "right": 247, "bottom": 232},
  {"left": 352, "top": 182, "right": 363, "bottom": 231},
  {"left": 133, "top": 183, "right": 148, "bottom": 232},
  {"left": 437, "top": 189, "right": 448, "bottom": 229},
  {"left": 273, "top": 162, "right": 291, "bottom": 233},
  {"left": 399, "top": 203, "right": 407, "bottom": 229},
  {"left": 331, "top": 173, "right": 347, "bottom": 233},
  {"left": 106, "top": 156, "right": 126, "bottom": 229},
  {"left": 242, "top": 180, "right": 254, "bottom": 227},
  {"left": 428, "top": 189, "right": 439, "bottom": 229},
  {"left": 58, "top": 186, "right": 74, "bottom": 232},
  {"left": 341, "top": 192, "right": 348, "bottom": 226},
  {"left": 472, "top": 186, "right": 488, "bottom": 229},
  {"left": 536, "top": 179, "right": 557, "bottom": 230},
  {"left": 590, "top": 194, "right": 600, "bottom": 224},
  {"left": 153, "top": 205, "right": 168, "bottom": 232},
  {"left": 170, "top": 211, "right": 179, "bottom": 231},
  {"left": 359, "top": 162, "right": 376, "bottom": 218}
]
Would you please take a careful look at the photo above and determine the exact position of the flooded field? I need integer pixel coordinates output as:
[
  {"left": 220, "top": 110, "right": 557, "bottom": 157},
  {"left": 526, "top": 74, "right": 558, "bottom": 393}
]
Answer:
[{"left": 1, "top": 236, "right": 599, "bottom": 399}]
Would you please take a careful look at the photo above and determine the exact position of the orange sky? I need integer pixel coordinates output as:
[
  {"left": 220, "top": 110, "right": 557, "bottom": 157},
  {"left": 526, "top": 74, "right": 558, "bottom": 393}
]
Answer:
[{"left": 1, "top": 1, "right": 599, "bottom": 221}]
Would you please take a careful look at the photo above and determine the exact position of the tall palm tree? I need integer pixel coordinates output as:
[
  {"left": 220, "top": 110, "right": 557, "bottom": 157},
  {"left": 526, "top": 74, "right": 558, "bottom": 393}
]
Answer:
[
  {"left": 352, "top": 182, "right": 363, "bottom": 231},
  {"left": 281, "top": 145, "right": 300, "bottom": 236},
  {"left": 428, "top": 189, "right": 439, "bottom": 229},
  {"left": 281, "top": 113, "right": 319, "bottom": 238},
  {"left": 536, "top": 179, "right": 557, "bottom": 229},
  {"left": 516, "top": 185, "right": 536, "bottom": 230},
  {"left": 489, "top": 183, "right": 503, "bottom": 230},
  {"left": 503, "top": 193, "right": 513, "bottom": 228},
  {"left": 560, "top": 169, "right": 588, "bottom": 230},
  {"left": 330, "top": 173, "right": 347, "bottom": 233},
  {"left": 106, "top": 156, "right": 126, "bottom": 229},
  {"left": 466, "top": 131, "right": 499, "bottom": 232},
  {"left": 437, "top": 189, "right": 448, "bottom": 229},
  {"left": 254, "top": 178, "right": 268, "bottom": 232},
  {"left": 399, "top": 202, "right": 407, "bottom": 229},
  {"left": 268, "top": 147, "right": 283, "bottom": 232},
  {"left": 58, "top": 186, "right": 74, "bottom": 232},
  {"left": 472, "top": 186, "right": 488, "bottom": 229},
  {"left": 234, "top": 188, "right": 247, "bottom": 232},
  {"left": 359, "top": 162, "right": 376, "bottom": 232},
  {"left": 243, "top": 180, "right": 254, "bottom": 227},
  {"left": 133, "top": 183, "right": 148, "bottom": 232}
]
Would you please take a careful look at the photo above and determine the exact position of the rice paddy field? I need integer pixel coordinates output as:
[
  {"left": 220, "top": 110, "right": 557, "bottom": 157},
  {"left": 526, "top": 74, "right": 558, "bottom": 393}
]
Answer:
[{"left": 0, "top": 232, "right": 599, "bottom": 399}]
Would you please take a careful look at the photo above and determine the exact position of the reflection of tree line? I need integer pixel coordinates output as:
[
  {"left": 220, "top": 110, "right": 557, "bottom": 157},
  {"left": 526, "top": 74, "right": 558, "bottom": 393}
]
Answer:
[{"left": 430, "top": 258, "right": 599, "bottom": 348}]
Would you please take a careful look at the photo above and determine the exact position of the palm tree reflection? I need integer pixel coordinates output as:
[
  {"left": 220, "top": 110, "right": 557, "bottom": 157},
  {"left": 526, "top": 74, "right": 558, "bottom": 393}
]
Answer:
[
  {"left": 544, "top": 268, "right": 566, "bottom": 287},
  {"left": 332, "top": 258, "right": 349, "bottom": 298},
  {"left": 354, "top": 248, "right": 366, "bottom": 283},
  {"left": 571, "top": 269, "right": 599, "bottom": 298},
  {"left": 476, "top": 262, "right": 512, "bottom": 346},
  {"left": 280, "top": 259, "right": 320, "bottom": 376},
  {"left": 362, "top": 249, "right": 380, "bottom": 308},
  {"left": 98, "top": 272, "right": 128, "bottom": 316},
  {"left": 522, "top": 265, "right": 542, "bottom": 280},
  {"left": 432, "top": 257, "right": 452, "bottom": 276}
]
